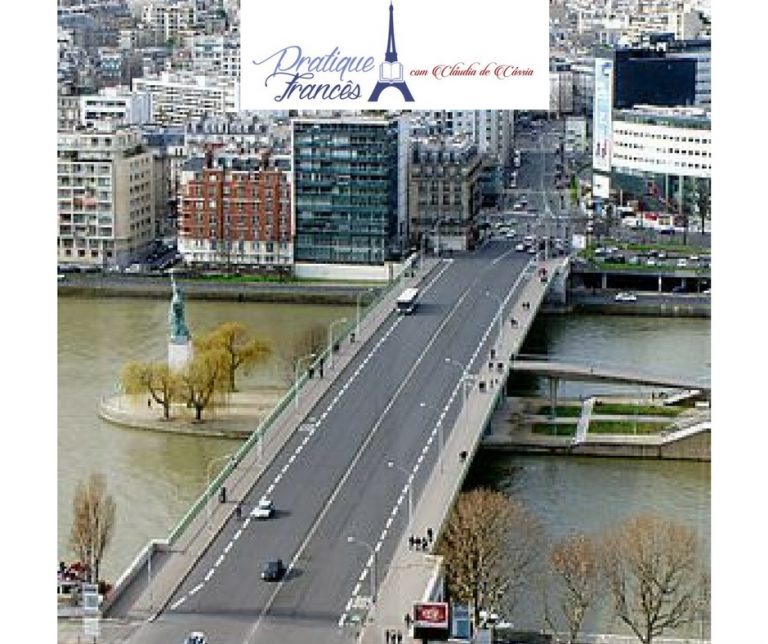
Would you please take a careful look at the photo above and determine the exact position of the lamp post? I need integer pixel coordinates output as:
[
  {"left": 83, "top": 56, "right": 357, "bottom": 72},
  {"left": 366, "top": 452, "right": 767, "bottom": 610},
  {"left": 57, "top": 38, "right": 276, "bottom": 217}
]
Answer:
[
  {"left": 327, "top": 317, "right": 348, "bottom": 370},
  {"left": 484, "top": 290, "right": 504, "bottom": 349},
  {"left": 347, "top": 536, "right": 377, "bottom": 604},
  {"left": 419, "top": 401, "right": 445, "bottom": 473},
  {"left": 206, "top": 452, "right": 234, "bottom": 529},
  {"left": 445, "top": 357, "right": 477, "bottom": 431},
  {"left": 386, "top": 460, "right": 412, "bottom": 526},
  {"left": 294, "top": 352, "right": 316, "bottom": 411},
  {"left": 356, "top": 288, "right": 374, "bottom": 341}
]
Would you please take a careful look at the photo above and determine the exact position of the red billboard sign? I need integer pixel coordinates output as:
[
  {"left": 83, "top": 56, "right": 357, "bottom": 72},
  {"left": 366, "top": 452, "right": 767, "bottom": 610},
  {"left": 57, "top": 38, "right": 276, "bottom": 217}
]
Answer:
[{"left": 413, "top": 602, "right": 449, "bottom": 629}]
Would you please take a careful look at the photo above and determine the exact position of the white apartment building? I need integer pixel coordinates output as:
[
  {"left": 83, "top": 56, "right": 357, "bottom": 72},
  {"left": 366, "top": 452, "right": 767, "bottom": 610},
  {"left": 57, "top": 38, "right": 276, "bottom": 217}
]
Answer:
[
  {"left": 612, "top": 105, "right": 711, "bottom": 179},
  {"left": 58, "top": 125, "right": 156, "bottom": 268},
  {"left": 132, "top": 71, "right": 239, "bottom": 125},
  {"left": 80, "top": 87, "right": 153, "bottom": 128},
  {"left": 416, "top": 111, "right": 514, "bottom": 166},
  {"left": 141, "top": 1, "right": 197, "bottom": 43},
  {"left": 188, "top": 34, "right": 240, "bottom": 78}
]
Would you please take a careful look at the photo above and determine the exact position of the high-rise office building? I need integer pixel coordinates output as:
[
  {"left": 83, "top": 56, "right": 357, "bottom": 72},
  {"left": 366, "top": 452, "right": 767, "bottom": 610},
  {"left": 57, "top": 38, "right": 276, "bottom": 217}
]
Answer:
[{"left": 292, "top": 118, "right": 405, "bottom": 272}]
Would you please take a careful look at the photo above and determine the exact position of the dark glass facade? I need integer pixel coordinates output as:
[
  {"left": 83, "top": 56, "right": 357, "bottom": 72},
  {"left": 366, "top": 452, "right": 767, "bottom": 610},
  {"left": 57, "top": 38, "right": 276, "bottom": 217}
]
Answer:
[
  {"left": 292, "top": 120, "right": 401, "bottom": 265},
  {"left": 613, "top": 49, "right": 696, "bottom": 110}
]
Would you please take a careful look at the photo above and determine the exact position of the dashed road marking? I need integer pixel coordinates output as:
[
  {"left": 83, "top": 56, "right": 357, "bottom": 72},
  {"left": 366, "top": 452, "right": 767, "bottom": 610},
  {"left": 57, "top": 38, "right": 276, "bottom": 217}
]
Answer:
[{"left": 189, "top": 583, "right": 204, "bottom": 596}]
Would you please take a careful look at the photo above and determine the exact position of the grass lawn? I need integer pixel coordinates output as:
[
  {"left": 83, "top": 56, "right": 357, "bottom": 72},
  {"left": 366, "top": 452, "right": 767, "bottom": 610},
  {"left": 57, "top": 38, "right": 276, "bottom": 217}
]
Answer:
[
  {"left": 588, "top": 420, "right": 666, "bottom": 435},
  {"left": 534, "top": 405, "right": 584, "bottom": 418},
  {"left": 532, "top": 423, "right": 577, "bottom": 437},
  {"left": 592, "top": 403, "right": 684, "bottom": 417}
]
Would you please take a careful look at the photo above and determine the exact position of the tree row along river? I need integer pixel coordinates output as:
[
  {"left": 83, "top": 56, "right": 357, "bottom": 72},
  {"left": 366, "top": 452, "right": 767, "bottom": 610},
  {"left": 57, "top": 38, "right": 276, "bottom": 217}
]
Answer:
[{"left": 58, "top": 297, "right": 709, "bottom": 635}]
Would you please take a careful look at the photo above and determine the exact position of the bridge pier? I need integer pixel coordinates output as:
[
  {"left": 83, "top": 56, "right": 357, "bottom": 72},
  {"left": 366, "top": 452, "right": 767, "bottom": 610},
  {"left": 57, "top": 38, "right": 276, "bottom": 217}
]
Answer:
[{"left": 548, "top": 377, "right": 560, "bottom": 419}]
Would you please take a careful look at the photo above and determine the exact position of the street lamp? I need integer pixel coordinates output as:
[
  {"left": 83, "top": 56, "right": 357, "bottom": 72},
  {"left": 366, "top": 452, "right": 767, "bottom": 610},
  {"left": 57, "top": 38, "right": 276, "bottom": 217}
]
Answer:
[
  {"left": 419, "top": 401, "right": 444, "bottom": 473},
  {"left": 444, "top": 357, "right": 477, "bottom": 429},
  {"left": 294, "top": 352, "right": 316, "bottom": 411},
  {"left": 347, "top": 536, "right": 377, "bottom": 604},
  {"left": 386, "top": 460, "right": 413, "bottom": 526},
  {"left": 484, "top": 290, "right": 504, "bottom": 349},
  {"left": 206, "top": 452, "right": 235, "bottom": 529},
  {"left": 356, "top": 288, "right": 374, "bottom": 341},
  {"left": 327, "top": 317, "right": 348, "bottom": 371}
]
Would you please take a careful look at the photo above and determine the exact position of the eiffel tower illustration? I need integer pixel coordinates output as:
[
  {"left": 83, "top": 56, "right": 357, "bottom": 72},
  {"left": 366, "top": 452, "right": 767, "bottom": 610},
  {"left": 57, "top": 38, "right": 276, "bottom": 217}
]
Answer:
[{"left": 368, "top": 2, "right": 414, "bottom": 102}]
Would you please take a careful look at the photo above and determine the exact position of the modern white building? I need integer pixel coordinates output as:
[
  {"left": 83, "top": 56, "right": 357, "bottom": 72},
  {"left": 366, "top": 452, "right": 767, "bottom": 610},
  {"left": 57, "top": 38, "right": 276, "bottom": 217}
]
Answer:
[
  {"left": 188, "top": 34, "right": 240, "bottom": 78},
  {"left": 611, "top": 105, "right": 711, "bottom": 180},
  {"left": 57, "top": 125, "right": 156, "bottom": 268},
  {"left": 132, "top": 72, "right": 239, "bottom": 125},
  {"left": 80, "top": 87, "right": 153, "bottom": 128}
]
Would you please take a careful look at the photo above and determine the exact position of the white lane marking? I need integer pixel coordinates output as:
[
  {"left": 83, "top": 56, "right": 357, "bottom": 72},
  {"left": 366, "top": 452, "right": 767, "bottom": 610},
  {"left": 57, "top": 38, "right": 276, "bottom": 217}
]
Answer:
[
  {"left": 288, "top": 453, "right": 296, "bottom": 464},
  {"left": 189, "top": 583, "right": 204, "bottom": 596},
  {"left": 170, "top": 596, "right": 187, "bottom": 611},
  {"left": 243, "top": 517, "right": 251, "bottom": 530},
  {"left": 417, "top": 453, "right": 424, "bottom": 466},
  {"left": 233, "top": 529, "right": 242, "bottom": 541},
  {"left": 358, "top": 570, "right": 367, "bottom": 583},
  {"left": 352, "top": 582, "right": 361, "bottom": 596},
  {"left": 204, "top": 568, "right": 215, "bottom": 582},
  {"left": 215, "top": 554, "right": 224, "bottom": 567},
  {"left": 375, "top": 542, "right": 382, "bottom": 553},
  {"left": 266, "top": 484, "right": 275, "bottom": 496}
]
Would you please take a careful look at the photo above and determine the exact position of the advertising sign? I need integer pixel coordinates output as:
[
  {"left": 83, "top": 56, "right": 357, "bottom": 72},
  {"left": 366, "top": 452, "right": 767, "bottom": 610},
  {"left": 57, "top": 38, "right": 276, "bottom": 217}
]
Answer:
[
  {"left": 413, "top": 602, "right": 450, "bottom": 640},
  {"left": 592, "top": 58, "right": 613, "bottom": 173},
  {"left": 241, "top": 0, "right": 548, "bottom": 110}
]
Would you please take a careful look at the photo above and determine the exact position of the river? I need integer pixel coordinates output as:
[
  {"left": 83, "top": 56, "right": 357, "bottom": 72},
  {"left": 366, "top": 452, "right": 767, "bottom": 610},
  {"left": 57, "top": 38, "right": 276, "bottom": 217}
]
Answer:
[
  {"left": 58, "top": 301, "right": 710, "bottom": 637},
  {"left": 57, "top": 296, "right": 354, "bottom": 581},
  {"left": 467, "top": 313, "right": 711, "bottom": 636}
]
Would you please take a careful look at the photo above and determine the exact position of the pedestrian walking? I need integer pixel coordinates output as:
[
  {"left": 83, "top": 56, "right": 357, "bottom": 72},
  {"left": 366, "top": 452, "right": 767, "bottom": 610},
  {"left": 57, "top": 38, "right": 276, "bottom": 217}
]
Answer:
[
  {"left": 427, "top": 527, "right": 434, "bottom": 543},
  {"left": 397, "top": 630, "right": 403, "bottom": 643},
  {"left": 147, "top": 398, "right": 152, "bottom": 408},
  {"left": 422, "top": 537, "right": 428, "bottom": 550},
  {"left": 235, "top": 502, "right": 242, "bottom": 520},
  {"left": 404, "top": 613, "right": 412, "bottom": 629},
  {"left": 459, "top": 450, "right": 467, "bottom": 463}
]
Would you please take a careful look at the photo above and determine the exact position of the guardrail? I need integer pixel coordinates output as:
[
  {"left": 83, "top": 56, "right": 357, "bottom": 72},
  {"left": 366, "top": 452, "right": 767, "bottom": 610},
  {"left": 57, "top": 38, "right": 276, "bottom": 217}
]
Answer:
[{"left": 103, "top": 253, "right": 424, "bottom": 612}]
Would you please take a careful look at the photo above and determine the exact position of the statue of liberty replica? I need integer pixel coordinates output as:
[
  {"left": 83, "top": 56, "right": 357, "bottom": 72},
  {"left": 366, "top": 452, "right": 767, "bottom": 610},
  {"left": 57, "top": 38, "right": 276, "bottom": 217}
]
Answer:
[{"left": 168, "top": 272, "right": 193, "bottom": 370}]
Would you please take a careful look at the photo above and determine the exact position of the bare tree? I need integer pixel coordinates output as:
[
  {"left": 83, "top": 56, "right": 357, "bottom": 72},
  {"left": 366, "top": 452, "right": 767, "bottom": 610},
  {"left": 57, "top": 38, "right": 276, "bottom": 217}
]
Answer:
[
  {"left": 600, "top": 514, "right": 709, "bottom": 644},
  {"left": 69, "top": 473, "right": 116, "bottom": 585},
  {"left": 279, "top": 323, "right": 327, "bottom": 384},
  {"left": 121, "top": 361, "right": 180, "bottom": 419},
  {"left": 178, "top": 349, "right": 229, "bottom": 421},
  {"left": 544, "top": 532, "right": 602, "bottom": 644},
  {"left": 438, "top": 488, "right": 544, "bottom": 626},
  {"left": 196, "top": 322, "right": 271, "bottom": 392}
]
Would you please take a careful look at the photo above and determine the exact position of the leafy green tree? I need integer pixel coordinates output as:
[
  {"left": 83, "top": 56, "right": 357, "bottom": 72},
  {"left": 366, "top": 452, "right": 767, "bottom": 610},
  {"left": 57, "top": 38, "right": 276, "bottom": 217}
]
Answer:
[
  {"left": 121, "top": 362, "right": 180, "bottom": 420},
  {"left": 196, "top": 323, "right": 271, "bottom": 393},
  {"left": 178, "top": 349, "right": 229, "bottom": 421}
]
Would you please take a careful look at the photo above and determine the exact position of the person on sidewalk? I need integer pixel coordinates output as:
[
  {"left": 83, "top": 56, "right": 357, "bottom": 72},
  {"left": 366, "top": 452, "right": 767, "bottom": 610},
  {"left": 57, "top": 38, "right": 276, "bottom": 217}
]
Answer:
[
  {"left": 235, "top": 502, "right": 242, "bottom": 520},
  {"left": 404, "top": 613, "right": 412, "bottom": 629},
  {"left": 385, "top": 628, "right": 391, "bottom": 643},
  {"left": 427, "top": 527, "right": 434, "bottom": 543}
]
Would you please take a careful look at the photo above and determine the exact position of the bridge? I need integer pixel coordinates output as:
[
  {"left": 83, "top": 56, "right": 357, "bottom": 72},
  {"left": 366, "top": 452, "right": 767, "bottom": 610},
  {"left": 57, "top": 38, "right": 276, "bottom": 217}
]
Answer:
[
  {"left": 511, "top": 355, "right": 710, "bottom": 391},
  {"left": 97, "top": 247, "right": 586, "bottom": 643}
]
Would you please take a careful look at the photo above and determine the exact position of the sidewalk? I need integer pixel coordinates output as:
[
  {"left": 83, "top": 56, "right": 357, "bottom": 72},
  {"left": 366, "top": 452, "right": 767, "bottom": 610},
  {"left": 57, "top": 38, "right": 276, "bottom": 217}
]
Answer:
[
  {"left": 359, "top": 258, "right": 567, "bottom": 643},
  {"left": 97, "top": 259, "right": 440, "bottom": 626}
]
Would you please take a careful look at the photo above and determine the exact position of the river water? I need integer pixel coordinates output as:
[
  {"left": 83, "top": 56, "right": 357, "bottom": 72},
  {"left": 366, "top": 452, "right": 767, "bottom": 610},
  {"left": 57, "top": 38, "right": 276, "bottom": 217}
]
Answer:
[
  {"left": 57, "top": 296, "right": 354, "bottom": 581},
  {"left": 58, "top": 301, "right": 710, "bottom": 635},
  {"left": 467, "top": 313, "right": 711, "bottom": 636}
]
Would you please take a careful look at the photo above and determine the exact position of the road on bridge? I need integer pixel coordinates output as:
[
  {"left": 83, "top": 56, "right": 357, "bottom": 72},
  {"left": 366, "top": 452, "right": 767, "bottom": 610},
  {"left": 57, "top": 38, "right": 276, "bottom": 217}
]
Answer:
[{"left": 125, "top": 242, "right": 535, "bottom": 644}]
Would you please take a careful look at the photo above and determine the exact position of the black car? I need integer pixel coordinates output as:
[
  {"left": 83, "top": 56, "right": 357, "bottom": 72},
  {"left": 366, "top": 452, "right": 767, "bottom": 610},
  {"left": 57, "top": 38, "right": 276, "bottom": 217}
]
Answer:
[{"left": 261, "top": 559, "right": 286, "bottom": 581}]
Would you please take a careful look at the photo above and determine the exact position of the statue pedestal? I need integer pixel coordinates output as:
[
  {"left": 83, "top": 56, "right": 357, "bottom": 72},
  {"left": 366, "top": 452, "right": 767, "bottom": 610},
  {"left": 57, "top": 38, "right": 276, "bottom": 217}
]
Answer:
[{"left": 168, "top": 339, "right": 193, "bottom": 371}]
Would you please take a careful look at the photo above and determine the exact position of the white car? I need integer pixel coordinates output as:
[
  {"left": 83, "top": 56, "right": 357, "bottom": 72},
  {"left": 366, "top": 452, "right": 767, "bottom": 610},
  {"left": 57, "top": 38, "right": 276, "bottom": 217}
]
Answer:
[
  {"left": 184, "top": 633, "right": 207, "bottom": 644},
  {"left": 251, "top": 497, "right": 274, "bottom": 519},
  {"left": 515, "top": 243, "right": 526, "bottom": 252},
  {"left": 615, "top": 292, "right": 638, "bottom": 302}
]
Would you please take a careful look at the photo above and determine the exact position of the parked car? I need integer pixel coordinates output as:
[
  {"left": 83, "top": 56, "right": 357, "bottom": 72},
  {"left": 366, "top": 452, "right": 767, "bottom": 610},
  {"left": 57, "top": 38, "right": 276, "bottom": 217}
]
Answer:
[
  {"left": 614, "top": 292, "right": 638, "bottom": 302},
  {"left": 183, "top": 632, "right": 207, "bottom": 644},
  {"left": 676, "top": 258, "right": 689, "bottom": 268},
  {"left": 261, "top": 559, "right": 286, "bottom": 581},
  {"left": 251, "top": 497, "right": 275, "bottom": 519}
]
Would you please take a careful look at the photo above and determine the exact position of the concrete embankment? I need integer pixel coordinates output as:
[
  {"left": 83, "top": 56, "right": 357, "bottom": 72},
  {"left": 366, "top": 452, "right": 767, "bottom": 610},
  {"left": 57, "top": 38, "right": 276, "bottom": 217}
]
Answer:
[
  {"left": 98, "top": 390, "right": 285, "bottom": 439},
  {"left": 562, "top": 291, "right": 710, "bottom": 318},
  {"left": 483, "top": 396, "right": 711, "bottom": 461},
  {"left": 58, "top": 274, "right": 381, "bottom": 305}
]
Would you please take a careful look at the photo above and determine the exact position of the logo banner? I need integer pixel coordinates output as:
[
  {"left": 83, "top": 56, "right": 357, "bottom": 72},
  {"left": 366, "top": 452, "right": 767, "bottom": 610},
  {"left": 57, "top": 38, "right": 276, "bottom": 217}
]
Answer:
[{"left": 241, "top": 0, "right": 549, "bottom": 109}]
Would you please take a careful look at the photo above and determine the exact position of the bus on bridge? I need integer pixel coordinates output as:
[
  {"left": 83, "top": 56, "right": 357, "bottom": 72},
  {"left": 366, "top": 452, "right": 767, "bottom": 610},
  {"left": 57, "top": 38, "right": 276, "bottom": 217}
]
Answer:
[{"left": 396, "top": 287, "right": 419, "bottom": 315}]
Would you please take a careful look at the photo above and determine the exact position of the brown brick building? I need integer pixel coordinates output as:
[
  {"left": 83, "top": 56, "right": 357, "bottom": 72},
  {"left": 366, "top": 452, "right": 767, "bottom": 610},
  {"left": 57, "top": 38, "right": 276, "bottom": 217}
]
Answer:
[{"left": 177, "top": 151, "right": 293, "bottom": 271}]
